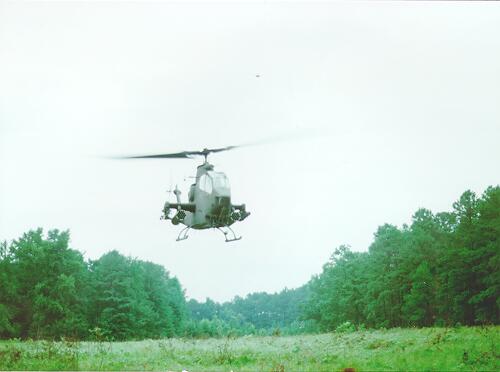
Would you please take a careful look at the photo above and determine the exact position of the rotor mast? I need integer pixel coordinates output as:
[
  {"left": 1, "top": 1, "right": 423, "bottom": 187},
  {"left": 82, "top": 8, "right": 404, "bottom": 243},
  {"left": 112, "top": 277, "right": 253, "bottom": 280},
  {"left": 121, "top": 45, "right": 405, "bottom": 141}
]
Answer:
[{"left": 201, "top": 148, "right": 209, "bottom": 163}]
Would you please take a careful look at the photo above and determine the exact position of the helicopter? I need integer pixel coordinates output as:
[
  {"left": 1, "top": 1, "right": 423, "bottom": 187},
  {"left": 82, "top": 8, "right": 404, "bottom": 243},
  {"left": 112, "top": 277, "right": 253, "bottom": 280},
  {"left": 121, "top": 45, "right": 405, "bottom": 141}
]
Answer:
[{"left": 120, "top": 146, "right": 250, "bottom": 242}]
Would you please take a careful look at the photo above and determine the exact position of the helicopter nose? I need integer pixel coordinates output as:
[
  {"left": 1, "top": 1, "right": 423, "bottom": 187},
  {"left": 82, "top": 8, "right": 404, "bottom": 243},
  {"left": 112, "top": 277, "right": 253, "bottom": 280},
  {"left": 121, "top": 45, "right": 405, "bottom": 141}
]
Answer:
[{"left": 215, "top": 196, "right": 231, "bottom": 207}]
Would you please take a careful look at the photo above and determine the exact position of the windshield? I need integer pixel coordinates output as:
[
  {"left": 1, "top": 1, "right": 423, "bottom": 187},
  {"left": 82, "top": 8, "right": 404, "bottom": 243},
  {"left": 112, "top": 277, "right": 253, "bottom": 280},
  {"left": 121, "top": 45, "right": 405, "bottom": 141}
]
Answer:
[
  {"left": 208, "top": 171, "right": 230, "bottom": 189},
  {"left": 198, "top": 174, "right": 213, "bottom": 193}
]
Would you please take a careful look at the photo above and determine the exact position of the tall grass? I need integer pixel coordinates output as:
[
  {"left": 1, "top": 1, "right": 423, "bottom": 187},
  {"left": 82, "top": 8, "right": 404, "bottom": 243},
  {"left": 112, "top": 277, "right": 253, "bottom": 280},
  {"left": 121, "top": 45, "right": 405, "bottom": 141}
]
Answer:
[{"left": 0, "top": 326, "right": 498, "bottom": 371}]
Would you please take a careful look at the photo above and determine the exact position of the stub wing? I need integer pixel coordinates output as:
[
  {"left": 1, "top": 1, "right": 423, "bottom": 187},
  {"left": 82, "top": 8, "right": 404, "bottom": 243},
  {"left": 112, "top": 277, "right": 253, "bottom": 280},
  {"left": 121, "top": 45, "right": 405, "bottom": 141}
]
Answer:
[
  {"left": 162, "top": 202, "right": 196, "bottom": 227},
  {"left": 162, "top": 202, "right": 196, "bottom": 219}
]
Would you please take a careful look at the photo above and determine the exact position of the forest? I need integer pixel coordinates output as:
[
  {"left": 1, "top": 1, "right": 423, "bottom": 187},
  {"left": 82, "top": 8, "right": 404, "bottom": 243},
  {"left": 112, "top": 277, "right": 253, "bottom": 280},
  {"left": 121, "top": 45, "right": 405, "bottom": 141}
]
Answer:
[
  {"left": 0, "top": 186, "right": 498, "bottom": 340},
  {"left": 305, "top": 185, "right": 499, "bottom": 330}
]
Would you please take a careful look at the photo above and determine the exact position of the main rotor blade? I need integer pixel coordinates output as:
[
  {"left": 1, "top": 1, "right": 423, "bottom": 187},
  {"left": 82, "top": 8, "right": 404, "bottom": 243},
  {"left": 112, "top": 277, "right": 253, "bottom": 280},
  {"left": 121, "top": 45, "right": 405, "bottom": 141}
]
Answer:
[
  {"left": 115, "top": 146, "right": 237, "bottom": 159},
  {"left": 118, "top": 151, "right": 196, "bottom": 159},
  {"left": 113, "top": 129, "right": 323, "bottom": 160},
  {"left": 205, "top": 145, "right": 238, "bottom": 153},
  {"left": 237, "top": 129, "right": 324, "bottom": 148}
]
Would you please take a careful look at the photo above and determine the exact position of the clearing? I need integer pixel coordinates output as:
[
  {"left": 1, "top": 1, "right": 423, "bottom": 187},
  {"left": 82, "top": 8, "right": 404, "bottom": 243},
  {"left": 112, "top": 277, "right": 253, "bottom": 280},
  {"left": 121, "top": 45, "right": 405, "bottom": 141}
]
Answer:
[{"left": 0, "top": 326, "right": 498, "bottom": 371}]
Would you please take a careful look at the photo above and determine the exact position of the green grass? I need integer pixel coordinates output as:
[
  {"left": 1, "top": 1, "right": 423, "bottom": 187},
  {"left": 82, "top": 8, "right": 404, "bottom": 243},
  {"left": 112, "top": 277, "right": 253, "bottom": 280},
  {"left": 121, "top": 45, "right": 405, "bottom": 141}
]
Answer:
[{"left": 0, "top": 326, "right": 498, "bottom": 371}]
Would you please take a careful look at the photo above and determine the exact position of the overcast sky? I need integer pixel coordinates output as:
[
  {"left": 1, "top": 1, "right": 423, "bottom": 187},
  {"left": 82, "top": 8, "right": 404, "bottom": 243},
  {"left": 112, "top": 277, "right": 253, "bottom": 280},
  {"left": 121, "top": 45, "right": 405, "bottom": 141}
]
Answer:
[{"left": 1, "top": 1, "right": 499, "bottom": 302}]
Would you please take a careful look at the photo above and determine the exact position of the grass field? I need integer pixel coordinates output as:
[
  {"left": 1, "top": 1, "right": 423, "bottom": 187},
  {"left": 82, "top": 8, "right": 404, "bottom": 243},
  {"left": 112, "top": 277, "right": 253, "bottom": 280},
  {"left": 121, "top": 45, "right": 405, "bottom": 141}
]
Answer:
[{"left": 0, "top": 326, "right": 498, "bottom": 371}]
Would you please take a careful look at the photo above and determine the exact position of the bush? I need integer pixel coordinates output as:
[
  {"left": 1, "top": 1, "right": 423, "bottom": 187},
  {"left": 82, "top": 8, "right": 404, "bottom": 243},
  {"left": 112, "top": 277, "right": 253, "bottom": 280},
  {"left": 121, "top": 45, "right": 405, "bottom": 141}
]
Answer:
[{"left": 335, "top": 321, "right": 355, "bottom": 333}]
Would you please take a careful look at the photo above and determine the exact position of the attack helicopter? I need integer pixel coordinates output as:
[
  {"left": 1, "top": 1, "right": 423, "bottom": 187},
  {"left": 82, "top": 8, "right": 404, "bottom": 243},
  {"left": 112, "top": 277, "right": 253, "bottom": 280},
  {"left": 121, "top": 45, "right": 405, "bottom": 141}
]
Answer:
[{"left": 120, "top": 146, "right": 250, "bottom": 242}]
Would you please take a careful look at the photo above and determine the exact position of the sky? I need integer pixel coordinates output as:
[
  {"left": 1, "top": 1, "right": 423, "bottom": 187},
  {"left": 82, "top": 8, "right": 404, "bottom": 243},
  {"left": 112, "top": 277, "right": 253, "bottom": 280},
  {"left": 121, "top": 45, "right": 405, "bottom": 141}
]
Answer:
[{"left": 1, "top": 1, "right": 499, "bottom": 302}]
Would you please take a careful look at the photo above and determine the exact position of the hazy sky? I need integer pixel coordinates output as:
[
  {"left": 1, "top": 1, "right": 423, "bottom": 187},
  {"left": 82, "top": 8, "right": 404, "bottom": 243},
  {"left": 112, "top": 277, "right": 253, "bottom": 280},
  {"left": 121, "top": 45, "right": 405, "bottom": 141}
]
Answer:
[{"left": 1, "top": 1, "right": 499, "bottom": 302}]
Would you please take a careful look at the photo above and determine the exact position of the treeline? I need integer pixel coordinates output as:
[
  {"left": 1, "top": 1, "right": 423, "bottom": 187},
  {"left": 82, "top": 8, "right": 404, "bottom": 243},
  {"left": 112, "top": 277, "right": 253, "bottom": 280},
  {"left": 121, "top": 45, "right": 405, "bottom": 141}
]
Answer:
[
  {"left": 185, "top": 286, "right": 317, "bottom": 337},
  {"left": 304, "top": 186, "right": 499, "bottom": 330},
  {"left": 0, "top": 227, "right": 309, "bottom": 341},
  {"left": 0, "top": 229, "right": 186, "bottom": 340}
]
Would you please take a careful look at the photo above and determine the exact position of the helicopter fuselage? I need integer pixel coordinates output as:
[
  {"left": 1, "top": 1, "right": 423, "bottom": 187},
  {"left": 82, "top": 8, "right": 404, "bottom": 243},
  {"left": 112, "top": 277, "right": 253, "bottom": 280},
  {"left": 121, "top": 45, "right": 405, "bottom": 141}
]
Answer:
[{"left": 162, "top": 162, "right": 250, "bottom": 234}]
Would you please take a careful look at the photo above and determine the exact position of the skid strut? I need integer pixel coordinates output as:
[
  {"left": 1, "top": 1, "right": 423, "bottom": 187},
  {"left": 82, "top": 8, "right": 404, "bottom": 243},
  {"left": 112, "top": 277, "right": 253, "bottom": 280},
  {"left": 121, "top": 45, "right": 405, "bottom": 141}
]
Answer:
[
  {"left": 176, "top": 226, "right": 190, "bottom": 241},
  {"left": 217, "top": 226, "right": 242, "bottom": 242}
]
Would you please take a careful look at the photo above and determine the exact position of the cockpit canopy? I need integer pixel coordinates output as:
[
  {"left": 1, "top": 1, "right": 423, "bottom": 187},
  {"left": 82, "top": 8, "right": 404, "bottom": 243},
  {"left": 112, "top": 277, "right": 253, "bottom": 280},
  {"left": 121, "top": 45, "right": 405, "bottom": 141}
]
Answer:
[{"left": 198, "top": 171, "right": 230, "bottom": 194}]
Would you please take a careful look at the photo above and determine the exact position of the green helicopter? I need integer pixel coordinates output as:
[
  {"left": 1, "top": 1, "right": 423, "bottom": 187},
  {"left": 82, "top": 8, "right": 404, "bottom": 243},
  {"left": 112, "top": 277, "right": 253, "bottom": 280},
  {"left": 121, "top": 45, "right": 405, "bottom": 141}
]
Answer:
[{"left": 120, "top": 146, "right": 250, "bottom": 242}]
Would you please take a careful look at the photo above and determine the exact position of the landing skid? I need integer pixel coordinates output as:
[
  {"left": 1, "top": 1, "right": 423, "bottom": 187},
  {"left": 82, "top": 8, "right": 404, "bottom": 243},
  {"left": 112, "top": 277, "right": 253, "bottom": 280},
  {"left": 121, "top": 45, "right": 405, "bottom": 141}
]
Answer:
[
  {"left": 217, "top": 226, "right": 242, "bottom": 242},
  {"left": 175, "top": 226, "right": 242, "bottom": 242},
  {"left": 176, "top": 226, "right": 190, "bottom": 241}
]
